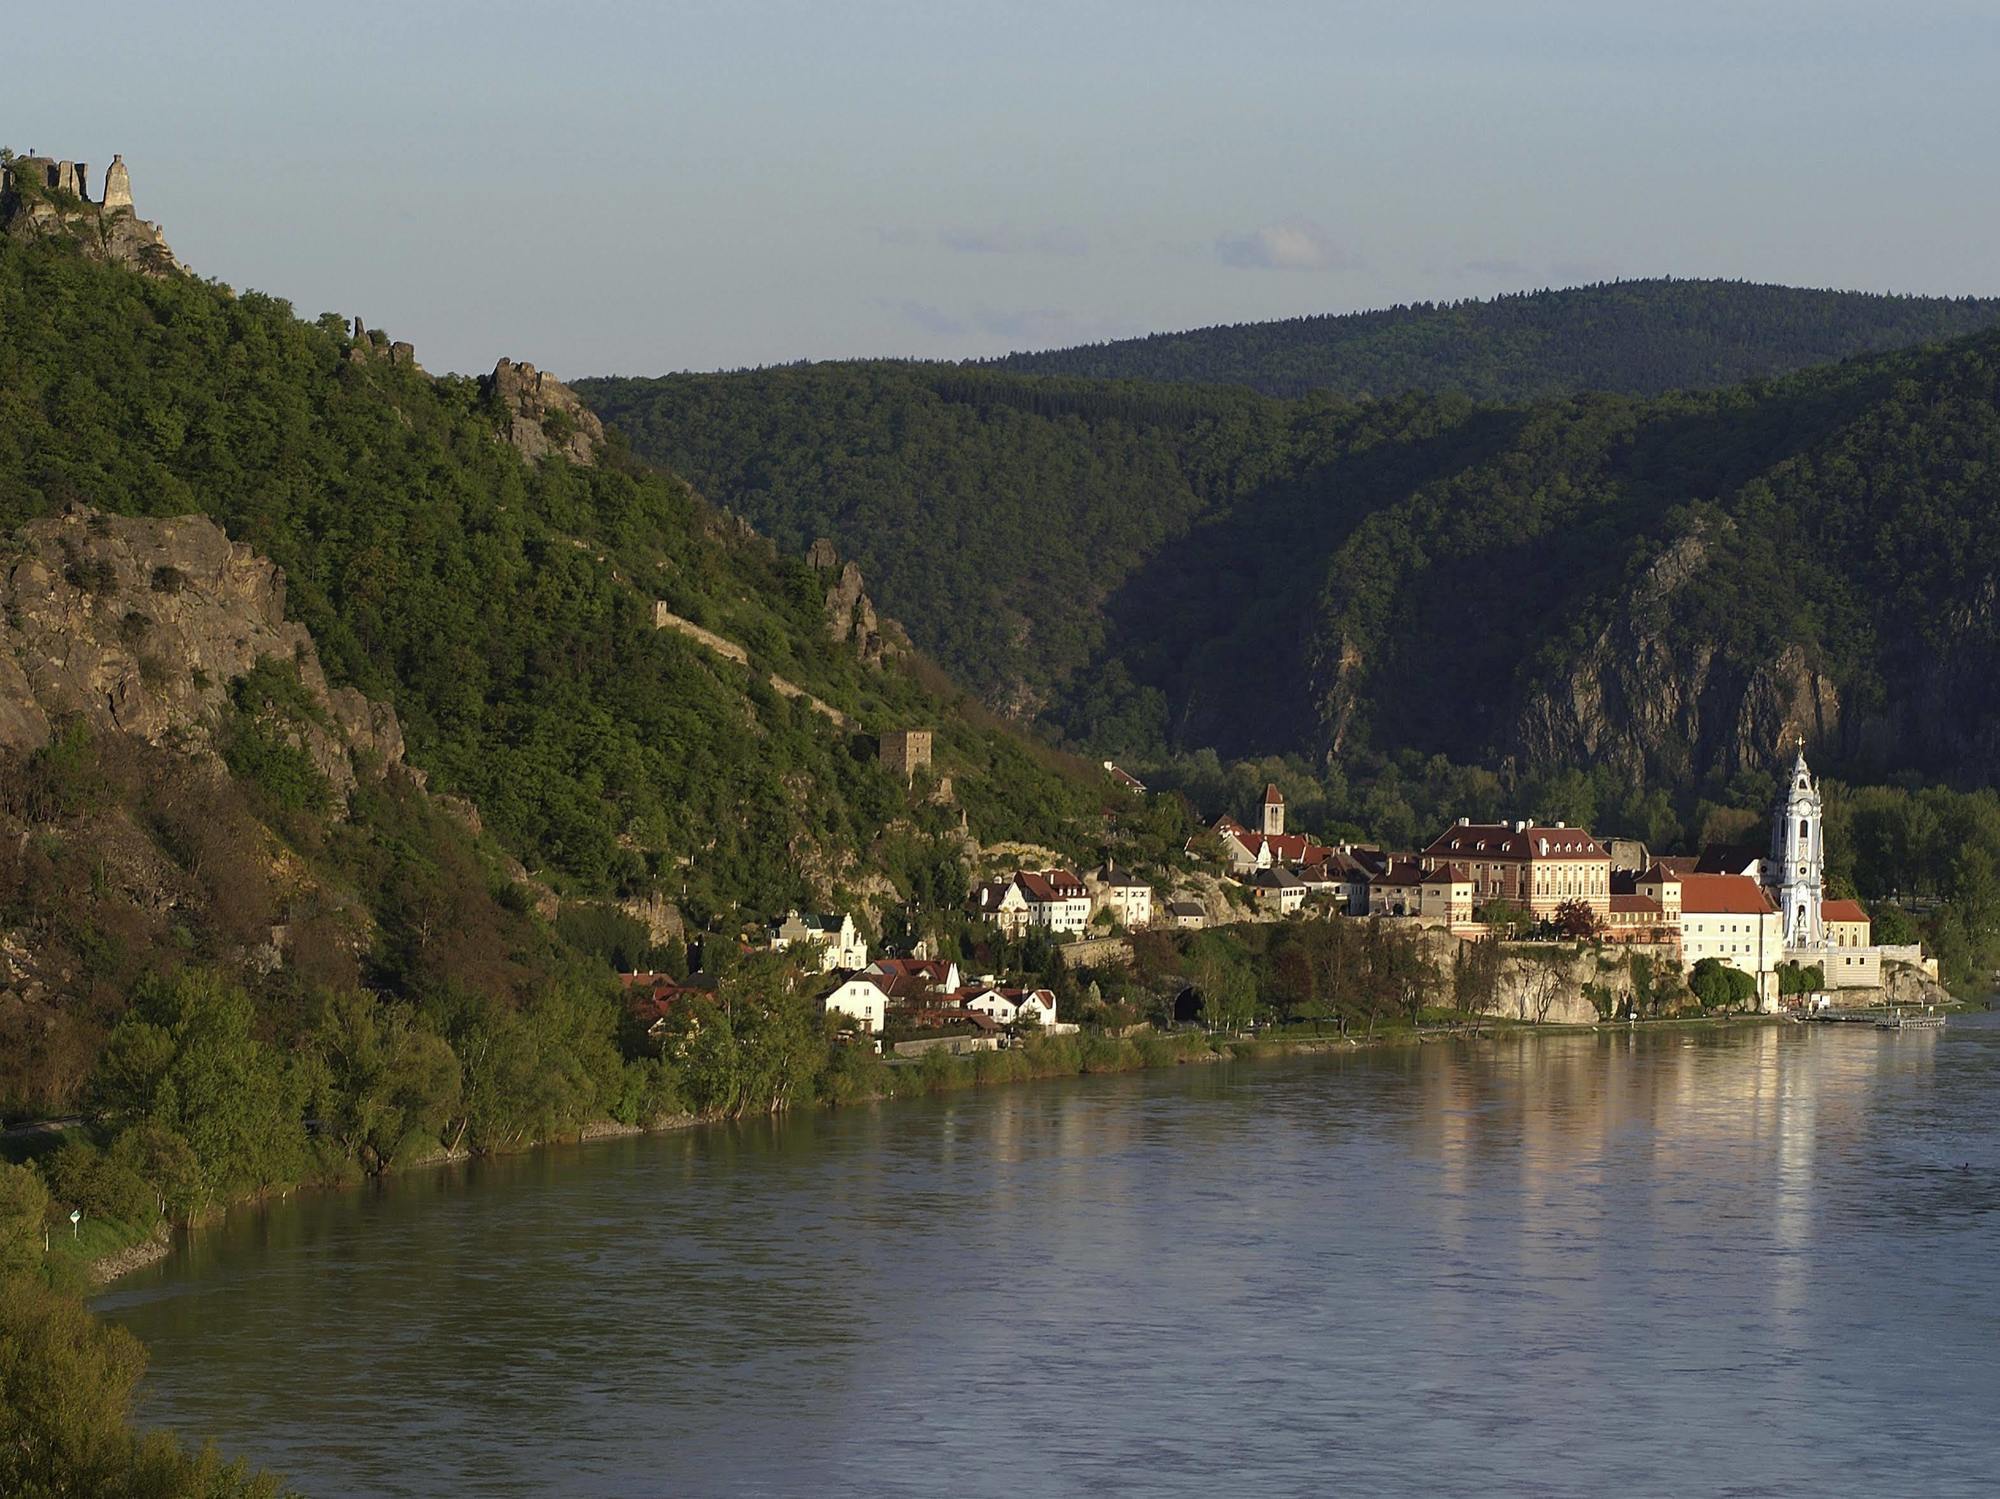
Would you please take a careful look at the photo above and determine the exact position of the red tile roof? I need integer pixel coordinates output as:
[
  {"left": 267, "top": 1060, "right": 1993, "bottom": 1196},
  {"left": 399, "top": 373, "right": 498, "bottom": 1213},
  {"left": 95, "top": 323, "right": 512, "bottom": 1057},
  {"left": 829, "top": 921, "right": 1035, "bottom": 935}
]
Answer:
[
  {"left": 1017, "top": 870, "right": 1086, "bottom": 903},
  {"left": 1823, "top": 899, "right": 1870, "bottom": 924},
  {"left": 1263, "top": 782, "right": 1285, "bottom": 805},
  {"left": 1677, "top": 874, "right": 1776, "bottom": 915},
  {"left": 1421, "top": 863, "right": 1470, "bottom": 885},
  {"left": 1610, "top": 894, "right": 1663, "bottom": 915}
]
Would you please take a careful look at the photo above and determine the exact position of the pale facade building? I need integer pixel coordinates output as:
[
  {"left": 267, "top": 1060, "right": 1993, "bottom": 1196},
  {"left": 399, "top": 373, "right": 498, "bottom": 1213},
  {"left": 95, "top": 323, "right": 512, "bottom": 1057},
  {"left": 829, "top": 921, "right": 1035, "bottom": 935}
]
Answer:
[
  {"left": 821, "top": 977, "right": 890, "bottom": 1033},
  {"left": 1677, "top": 874, "right": 1783, "bottom": 1010},
  {"left": 770, "top": 911, "right": 867, "bottom": 972}
]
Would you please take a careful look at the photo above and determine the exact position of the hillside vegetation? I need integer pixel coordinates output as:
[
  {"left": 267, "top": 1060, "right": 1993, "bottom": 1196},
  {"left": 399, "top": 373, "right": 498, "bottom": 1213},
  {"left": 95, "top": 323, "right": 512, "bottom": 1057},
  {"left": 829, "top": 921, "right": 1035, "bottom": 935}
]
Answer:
[
  {"left": 582, "top": 334, "right": 2000, "bottom": 801},
  {"left": 0, "top": 231, "right": 1126, "bottom": 1123},
  {"left": 986, "top": 279, "right": 2000, "bottom": 400}
]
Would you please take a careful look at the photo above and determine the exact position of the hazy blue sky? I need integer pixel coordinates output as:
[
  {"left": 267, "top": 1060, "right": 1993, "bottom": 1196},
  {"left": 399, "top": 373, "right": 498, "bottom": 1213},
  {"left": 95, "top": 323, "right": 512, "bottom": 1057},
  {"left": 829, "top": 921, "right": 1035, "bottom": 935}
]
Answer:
[{"left": 18, "top": 1, "right": 2000, "bottom": 376}]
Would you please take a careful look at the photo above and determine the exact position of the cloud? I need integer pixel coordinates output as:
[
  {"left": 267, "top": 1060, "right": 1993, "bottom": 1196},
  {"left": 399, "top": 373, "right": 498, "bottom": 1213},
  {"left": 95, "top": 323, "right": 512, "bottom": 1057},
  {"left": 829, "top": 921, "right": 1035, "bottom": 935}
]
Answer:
[
  {"left": 937, "top": 224, "right": 1088, "bottom": 257},
  {"left": 1216, "top": 220, "right": 1357, "bottom": 272}
]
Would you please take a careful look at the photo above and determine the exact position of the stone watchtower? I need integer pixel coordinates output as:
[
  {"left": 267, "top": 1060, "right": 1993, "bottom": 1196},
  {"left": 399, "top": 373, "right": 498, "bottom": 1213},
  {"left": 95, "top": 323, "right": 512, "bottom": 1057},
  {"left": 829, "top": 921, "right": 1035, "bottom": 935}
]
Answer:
[
  {"left": 1261, "top": 782, "right": 1285, "bottom": 837},
  {"left": 879, "top": 729, "right": 933, "bottom": 781},
  {"left": 1764, "top": 740, "right": 1823, "bottom": 950},
  {"left": 102, "top": 154, "right": 132, "bottom": 211}
]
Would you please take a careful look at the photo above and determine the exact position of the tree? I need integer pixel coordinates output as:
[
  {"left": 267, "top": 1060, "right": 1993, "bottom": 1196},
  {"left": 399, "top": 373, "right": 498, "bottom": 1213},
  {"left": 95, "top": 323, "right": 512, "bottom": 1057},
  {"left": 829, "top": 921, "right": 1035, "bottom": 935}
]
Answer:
[
  {"left": 0, "top": 1277, "right": 281, "bottom": 1498},
  {"left": 1187, "top": 942, "right": 1257, "bottom": 1032},
  {"left": 91, "top": 971, "right": 306, "bottom": 1214},
  {"left": 0, "top": 1164, "right": 49, "bottom": 1281},
  {"left": 1551, "top": 898, "right": 1604, "bottom": 941}
]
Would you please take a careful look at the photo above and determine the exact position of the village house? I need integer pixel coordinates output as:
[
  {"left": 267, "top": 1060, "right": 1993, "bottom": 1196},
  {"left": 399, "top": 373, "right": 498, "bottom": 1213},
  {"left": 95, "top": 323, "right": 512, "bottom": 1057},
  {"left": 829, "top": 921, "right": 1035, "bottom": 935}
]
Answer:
[
  {"left": 967, "top": 869, "right": 1091, "bottom": 936},
  {"left": 1102, "top": 761, "right": 1147, "bottom": 793},
  {"left": 1215, "top": 823, "right": 1337, "bottom": 877},
  {"left": 1018, "top": 870, "right": 1091, "bottom": 934},
  {"left": 1420, "top": 819, "right": 1613, "bottom": 919},
  {"left": 962, "top": 984, "right": 1060, "bottom": 1029},
  {"left": 1418, "top": 865, "right": 1474, "bottom": 925},
  {"left": 768, "top": 910, "right": 868, "bottom": 972},
  {"left": 866, "top": 956, "right": 963, "bottom": 991},
  {"left": 1246, "top": 865, "right": 1307, "bottom": 915},
  {"left": 818, "top": 974, "right": 893, "bottom": 1033},
  {"left": 968, "top": 878, "right": 1032, "bottom": 936},
  {"left": 1165, "top": 899, "right": 1207, "bottom": 930},
  {"left": 619, "top": 971, "right": 718, "bottom": 1039},
  {"left": 1089, "top": 864, "right": 1154, "bottom": 928},
  {"left": 1368, "top": 860, "right": 1425, "bottom": 917}
]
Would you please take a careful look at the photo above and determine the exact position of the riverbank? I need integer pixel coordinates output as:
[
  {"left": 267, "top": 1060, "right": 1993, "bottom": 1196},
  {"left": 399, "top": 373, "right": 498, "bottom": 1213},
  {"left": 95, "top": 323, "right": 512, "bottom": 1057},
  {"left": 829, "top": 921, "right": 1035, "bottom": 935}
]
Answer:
[{"left": 65, "top": 1010, "right": 1841, "bottom": 1288}]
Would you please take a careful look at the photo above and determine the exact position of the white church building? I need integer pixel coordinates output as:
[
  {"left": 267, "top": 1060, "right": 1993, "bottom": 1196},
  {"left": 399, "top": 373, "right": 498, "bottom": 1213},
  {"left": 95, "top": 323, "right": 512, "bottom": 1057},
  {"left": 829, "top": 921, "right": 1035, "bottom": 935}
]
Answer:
[{"left": 1760, "top": 743, "right": 1885, "bottom": 994}]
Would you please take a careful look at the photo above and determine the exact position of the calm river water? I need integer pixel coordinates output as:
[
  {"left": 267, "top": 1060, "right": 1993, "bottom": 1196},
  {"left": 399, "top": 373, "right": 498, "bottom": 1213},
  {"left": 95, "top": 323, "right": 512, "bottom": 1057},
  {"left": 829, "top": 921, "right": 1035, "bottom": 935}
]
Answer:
[{"left": 100, "top": 1017, "right": 2000, "bottom": 1497}]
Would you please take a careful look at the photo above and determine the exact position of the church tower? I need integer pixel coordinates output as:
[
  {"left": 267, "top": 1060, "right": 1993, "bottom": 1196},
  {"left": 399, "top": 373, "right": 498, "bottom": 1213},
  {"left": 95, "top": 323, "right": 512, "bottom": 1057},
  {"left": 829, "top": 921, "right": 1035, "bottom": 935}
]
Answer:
[
  {"left": 1766, "top": 741, "right": 1823, "bottom": 950},
  {"left": 1261, "top": 783, "right": 1285, "bottom": 838}
]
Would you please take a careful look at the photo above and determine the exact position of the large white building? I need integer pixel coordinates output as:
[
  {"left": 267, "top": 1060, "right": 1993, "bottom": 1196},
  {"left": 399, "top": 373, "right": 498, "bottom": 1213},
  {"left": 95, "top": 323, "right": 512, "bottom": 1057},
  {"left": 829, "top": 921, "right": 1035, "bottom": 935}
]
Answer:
[{"left": 1677, "top": 873, "right": 1785, "bottom": 1009}]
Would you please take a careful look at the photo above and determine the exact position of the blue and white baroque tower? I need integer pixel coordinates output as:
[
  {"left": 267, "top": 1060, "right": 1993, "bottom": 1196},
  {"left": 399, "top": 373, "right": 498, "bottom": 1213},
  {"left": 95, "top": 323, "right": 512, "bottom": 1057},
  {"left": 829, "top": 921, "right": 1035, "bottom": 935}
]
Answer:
[{"left": 1766, "top": 740, "right": 1824, "bottom": 950}]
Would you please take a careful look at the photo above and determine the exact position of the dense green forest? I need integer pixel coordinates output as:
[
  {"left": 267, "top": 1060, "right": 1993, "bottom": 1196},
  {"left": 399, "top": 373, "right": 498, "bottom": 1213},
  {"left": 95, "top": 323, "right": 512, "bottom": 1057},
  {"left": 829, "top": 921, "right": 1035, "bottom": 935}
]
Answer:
[
  {"left": 986, "top": 280, "right": 2000, "bottom": 400},
  {"left": 0, "top": 232, "right": 1147, "bottom": 1126},
  {"left": 582, "top": 330, "right": 2000, "bottom": 796}
]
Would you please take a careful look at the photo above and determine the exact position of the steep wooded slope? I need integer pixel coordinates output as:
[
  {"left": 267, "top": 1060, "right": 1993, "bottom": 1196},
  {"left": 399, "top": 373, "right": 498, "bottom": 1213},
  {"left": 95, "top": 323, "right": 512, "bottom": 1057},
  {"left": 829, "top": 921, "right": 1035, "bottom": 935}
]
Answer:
[
  {"left": 582, "top": 334, "right": 2000, "bottom": 794},
  {"left": 0, "top": 234, "right": 1103, "bottom": 1112}
]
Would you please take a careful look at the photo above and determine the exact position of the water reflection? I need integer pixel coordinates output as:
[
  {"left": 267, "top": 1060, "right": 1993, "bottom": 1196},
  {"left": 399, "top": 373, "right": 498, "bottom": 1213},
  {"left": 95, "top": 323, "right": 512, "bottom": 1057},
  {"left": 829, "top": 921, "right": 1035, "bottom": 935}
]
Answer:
[{"left": 100, "top": 1018, "right": 2000, "bottom": 1498}]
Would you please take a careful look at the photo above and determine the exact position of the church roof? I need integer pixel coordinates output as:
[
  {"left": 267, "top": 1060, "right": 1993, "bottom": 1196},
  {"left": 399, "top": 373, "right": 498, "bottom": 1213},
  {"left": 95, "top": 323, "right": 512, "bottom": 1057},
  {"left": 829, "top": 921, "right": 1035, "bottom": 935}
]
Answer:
[{"left": 1823, "top": 899, "right": 1870, "bottom": 924}]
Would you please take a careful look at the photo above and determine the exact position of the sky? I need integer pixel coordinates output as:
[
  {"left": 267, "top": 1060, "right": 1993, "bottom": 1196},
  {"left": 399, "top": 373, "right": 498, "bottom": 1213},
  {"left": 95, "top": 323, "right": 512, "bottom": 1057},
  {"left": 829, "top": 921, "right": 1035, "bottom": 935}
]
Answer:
[{"left": 15, "top": 0, "right": 2000, "bottom": 377}]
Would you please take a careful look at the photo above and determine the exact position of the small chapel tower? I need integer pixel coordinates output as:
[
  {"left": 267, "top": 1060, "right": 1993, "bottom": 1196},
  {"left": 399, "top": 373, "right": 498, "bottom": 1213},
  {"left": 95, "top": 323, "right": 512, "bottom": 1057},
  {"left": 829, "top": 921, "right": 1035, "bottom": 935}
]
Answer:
[
  {"left": 1261, "top": 782, "right": 1285, "bottom": 838},
  {"left": 1766, "top": 738, "right": 1823, "bottom": 949}
]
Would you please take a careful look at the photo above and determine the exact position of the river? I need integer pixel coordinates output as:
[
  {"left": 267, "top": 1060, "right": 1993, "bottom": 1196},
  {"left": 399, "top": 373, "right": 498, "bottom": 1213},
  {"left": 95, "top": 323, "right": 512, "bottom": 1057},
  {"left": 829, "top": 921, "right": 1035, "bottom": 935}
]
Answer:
[{"left": 98, "top": 1017, "right": 2000, "bottom": 1497}]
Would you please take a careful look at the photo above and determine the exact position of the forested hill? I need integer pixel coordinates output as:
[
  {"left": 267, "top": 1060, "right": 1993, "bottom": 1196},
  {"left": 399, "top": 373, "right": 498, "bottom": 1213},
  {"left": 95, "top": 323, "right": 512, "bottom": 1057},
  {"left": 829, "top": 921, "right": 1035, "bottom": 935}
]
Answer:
[
  {"left": 984, "top": 280, "right": 2000, "bottom": 400},
  {"left": 581, "top": 329, "right": 2000, "bottom": 800},
  {"left": 0, "top": 230, "right": 1109, "bottom": 1115}
]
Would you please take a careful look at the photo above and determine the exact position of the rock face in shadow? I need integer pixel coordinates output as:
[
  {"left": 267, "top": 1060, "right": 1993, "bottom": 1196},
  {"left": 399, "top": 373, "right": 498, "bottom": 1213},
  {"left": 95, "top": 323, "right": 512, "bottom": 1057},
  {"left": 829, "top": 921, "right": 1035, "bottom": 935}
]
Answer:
[
  {"left": 484, "top": 358, "right": 605, "bottom": 466},
  {"left": 0, "top": 506, "right": 414, "bottom": 804},
  {"left": 1511, "top": 528, "right": 1844, "bottom": 783}
]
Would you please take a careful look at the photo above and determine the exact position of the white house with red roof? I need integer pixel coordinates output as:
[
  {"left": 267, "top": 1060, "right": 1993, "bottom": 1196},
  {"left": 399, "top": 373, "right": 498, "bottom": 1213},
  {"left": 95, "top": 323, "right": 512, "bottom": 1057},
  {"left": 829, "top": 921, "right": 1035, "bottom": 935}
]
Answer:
[
  {"left": 1016, "top": 870, "right": 1091, "bottom": 934},
  {"left": 1675, "top": 873, "right": 1783, "bottom": 1009},
  {"left": 962, "top": 984, "right": 1059, "bottom": 1029}
]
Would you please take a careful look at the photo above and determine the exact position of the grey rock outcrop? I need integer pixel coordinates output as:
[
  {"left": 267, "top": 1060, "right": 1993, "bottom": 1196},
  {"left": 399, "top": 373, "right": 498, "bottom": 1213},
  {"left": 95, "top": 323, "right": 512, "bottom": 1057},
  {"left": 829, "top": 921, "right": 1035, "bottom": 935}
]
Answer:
[
  {"left": 0, "top": 507, "right": 415, "bottom": 808},
  {"left": 807, "top": 541, "right": 901, "bottom": 666},
  {"left": 0, "top": 149, "right": 179, "bottom": 276},
  {"left": 483, "top": 358, "right": 605, "bottom": 466}
]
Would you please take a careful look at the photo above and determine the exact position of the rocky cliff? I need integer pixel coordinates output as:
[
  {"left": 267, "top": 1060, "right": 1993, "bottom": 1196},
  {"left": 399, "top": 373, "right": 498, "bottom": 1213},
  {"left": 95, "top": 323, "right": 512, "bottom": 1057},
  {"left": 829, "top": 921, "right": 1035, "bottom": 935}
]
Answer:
[
  {"left": 0, "top": 507, "right": 412, "bottom": 804},
  {"left": 0, "top": 150, "right": 179, "bottom": 275},
  {"left": 1510, "top": 529, "right": 1844, "bottom": 783},
  {"left": 484, "top": 358, "right": 605, "bottom": 466}
]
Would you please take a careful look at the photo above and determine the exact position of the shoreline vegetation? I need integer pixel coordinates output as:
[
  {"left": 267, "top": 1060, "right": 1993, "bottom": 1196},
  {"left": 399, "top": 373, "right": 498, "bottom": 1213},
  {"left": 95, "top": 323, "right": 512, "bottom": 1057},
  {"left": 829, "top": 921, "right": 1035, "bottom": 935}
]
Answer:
[{"left": 71, "top": 1006, "right": 1838, "bottom": 1288}]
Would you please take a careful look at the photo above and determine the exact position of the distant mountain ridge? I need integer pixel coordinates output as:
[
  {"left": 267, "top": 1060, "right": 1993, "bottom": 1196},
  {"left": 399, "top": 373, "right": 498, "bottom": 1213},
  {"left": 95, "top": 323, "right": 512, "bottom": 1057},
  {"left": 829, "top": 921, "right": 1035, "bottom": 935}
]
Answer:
[{"left": 985, "top": 279, "right": 2000, "bottom": 401}]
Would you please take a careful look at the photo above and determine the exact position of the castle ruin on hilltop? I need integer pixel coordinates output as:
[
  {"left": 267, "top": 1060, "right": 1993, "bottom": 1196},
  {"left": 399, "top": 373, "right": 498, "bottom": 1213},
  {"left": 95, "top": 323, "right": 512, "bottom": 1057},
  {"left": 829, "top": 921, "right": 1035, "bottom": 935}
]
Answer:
[{"left": 0, "top": 148, "right": 177, "bottom": 274}]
